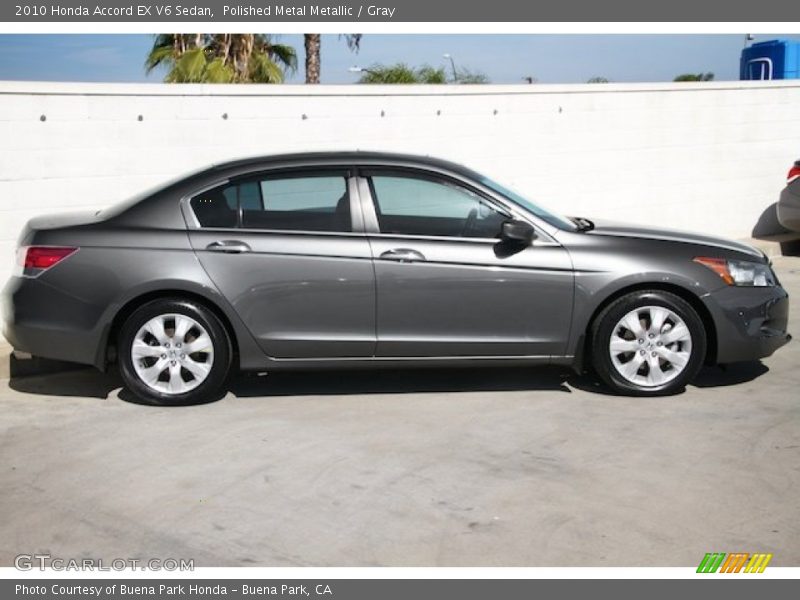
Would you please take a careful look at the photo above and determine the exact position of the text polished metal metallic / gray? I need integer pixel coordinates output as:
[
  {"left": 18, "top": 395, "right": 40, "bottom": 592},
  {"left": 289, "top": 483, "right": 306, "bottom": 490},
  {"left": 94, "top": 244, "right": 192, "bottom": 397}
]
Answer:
[{"left": 1, "top": 152, "right": 791, "bottom": 404}]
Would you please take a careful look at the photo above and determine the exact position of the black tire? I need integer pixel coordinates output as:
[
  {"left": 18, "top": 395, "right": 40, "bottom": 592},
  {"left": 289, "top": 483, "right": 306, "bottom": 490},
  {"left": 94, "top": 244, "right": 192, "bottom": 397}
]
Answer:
[
  {"left": 118, "top": 298, "right": 232, "bottom": 405},
  {"left": 590, "top": 290, "right": 706, "bottom": 396}
]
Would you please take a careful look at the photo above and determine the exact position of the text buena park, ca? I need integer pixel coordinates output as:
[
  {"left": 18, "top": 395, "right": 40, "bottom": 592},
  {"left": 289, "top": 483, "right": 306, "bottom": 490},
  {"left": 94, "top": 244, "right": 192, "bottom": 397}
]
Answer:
[
  {"left": 15, "top": 3, "right": 397, "bottom": 18},
  {"left": 17, "top": 584, "right": 334, "bottom": 597}
]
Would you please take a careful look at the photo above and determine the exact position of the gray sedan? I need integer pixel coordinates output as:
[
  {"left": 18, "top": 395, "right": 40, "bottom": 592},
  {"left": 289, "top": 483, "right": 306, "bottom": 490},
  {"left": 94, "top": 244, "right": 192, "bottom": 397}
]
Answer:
[{"left": 1, "top": 152, "right": 791, "bottom": 404}]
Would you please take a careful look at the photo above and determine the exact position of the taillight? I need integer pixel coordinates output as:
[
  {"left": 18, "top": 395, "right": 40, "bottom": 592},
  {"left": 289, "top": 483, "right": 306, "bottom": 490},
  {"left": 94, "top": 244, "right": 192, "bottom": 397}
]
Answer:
[
  {"left": 788, "top": 161, "right": 800, "bottom": 184},
  {"left": 16, "top": 246, "right": 78, "bottom": 277}
]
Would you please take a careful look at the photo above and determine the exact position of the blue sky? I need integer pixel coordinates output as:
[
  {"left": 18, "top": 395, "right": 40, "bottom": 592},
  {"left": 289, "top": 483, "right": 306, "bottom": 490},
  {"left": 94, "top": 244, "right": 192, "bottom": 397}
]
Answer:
[{"left": 0, "top": 34, "right": 799, "bottom": 84}]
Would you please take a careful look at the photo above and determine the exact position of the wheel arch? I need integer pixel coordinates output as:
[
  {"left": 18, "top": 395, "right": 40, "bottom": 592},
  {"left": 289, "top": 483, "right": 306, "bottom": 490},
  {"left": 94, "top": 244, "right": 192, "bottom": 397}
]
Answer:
[
  {"left": 100, "top": 289, "right": 240, "bottom": 369},
  {"left": 578, "top": 282, "right": 718, "bottom": 371}
]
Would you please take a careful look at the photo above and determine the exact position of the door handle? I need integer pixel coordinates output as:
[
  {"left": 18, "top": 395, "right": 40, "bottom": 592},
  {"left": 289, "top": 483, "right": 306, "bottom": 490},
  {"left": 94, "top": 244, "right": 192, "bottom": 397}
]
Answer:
[
  {"left": 206, "top": 240, "right": 251, "bottom": 254},
  {"left": 379, "top": 248, "right": 426, "bottom": 263}
]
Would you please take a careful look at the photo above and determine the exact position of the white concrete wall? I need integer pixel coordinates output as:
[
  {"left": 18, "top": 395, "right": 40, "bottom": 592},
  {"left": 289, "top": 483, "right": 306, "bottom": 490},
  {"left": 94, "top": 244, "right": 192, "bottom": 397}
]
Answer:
[{"left": 1, "top": 80, "right": 799, "bottom": 284}]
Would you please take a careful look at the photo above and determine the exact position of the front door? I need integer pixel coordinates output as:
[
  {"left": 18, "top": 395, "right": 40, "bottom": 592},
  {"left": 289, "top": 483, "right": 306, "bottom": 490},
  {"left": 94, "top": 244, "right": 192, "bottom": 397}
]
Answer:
[{"left": 360, "top": 171, "right": 574, "bottom": 358}]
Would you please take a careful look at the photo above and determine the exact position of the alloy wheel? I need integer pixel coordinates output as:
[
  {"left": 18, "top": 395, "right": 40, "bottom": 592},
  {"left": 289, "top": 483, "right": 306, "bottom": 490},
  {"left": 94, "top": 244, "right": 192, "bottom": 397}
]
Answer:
[
  {"left": 130, "top": 313, "right": 215, "bottom": 395},
  {"left": 608, "top": 305, "right": 693, "bottom": 388}
]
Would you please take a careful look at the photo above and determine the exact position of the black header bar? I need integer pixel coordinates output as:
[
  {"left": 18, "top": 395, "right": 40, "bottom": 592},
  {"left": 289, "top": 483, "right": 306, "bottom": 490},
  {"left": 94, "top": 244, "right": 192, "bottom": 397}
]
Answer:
[{"left": 4, "top": 0, "right": 799, "bottom": 22}]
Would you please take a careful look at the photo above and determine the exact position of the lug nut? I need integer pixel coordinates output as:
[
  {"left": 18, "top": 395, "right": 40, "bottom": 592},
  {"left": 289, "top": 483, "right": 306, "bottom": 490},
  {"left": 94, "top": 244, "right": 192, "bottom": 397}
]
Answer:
[
  {"left": 640, "top": 350, "right": 646, "bottom": 355},
  {"left": 657, "top": 341, "right": 663, "bottom": 346},
  {"left": 176, "top": 343, "right": 182, "bottom": 348},
  {"left": 180, "top": 353, "right": 185, "bottom": 359},
  {"left": 648, "top": 333, "right": 655, "bottom": 339},
  {"left": 638, "top": 339, "right": 643, "bottom": 344},
  {"left": 160, "top": 354, "right": 166, "bottom": 359},
  {"left": 165, "top": 342, "right": 170, "bottom": 348},
  {"left": 170, "top": 360, "right": 176, "bottom": 366},
  {"left": 651, "top": 351, "right": 657, "bottom": 357}
]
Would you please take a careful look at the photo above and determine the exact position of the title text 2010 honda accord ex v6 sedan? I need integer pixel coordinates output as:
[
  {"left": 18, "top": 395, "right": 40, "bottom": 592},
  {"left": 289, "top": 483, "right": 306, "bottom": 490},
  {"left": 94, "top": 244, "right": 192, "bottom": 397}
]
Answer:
[{"left": 1, "top": 152, "right": 791, "bottom": 404}]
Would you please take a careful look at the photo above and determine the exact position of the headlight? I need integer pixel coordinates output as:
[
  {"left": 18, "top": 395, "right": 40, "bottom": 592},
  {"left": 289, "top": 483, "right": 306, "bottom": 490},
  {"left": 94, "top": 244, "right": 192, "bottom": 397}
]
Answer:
[{"left": 693, "top": 257, "right": 776, "bottom": 287}]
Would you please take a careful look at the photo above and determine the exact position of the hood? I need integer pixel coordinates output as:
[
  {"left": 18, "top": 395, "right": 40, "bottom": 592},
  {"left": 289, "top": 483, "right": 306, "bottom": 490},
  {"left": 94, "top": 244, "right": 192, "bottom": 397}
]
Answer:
[{"left": 583, "top": 219, "right": 764, "bottom": 259}]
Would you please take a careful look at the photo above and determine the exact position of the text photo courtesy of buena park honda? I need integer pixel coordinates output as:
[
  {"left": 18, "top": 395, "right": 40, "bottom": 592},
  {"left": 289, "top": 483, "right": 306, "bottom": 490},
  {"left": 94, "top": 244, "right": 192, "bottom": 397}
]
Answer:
[{"left": 0, "top": 32, "right": 798, "bottom": 572}]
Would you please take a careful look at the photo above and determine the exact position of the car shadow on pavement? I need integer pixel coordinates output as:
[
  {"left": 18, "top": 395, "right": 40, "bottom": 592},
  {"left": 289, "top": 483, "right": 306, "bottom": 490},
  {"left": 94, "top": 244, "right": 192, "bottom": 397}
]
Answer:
[
  {"left": 9, "top": 367, "right": 123, "bottom": 399},
  {"left": 691, "top": 361, "right": 770, "bottom": 388},
  {"left": 6, "top": 361, "right": 770, "bottom": 403},
  {"left": 565, "top": 361, "right": 770, "bottom": 396}
]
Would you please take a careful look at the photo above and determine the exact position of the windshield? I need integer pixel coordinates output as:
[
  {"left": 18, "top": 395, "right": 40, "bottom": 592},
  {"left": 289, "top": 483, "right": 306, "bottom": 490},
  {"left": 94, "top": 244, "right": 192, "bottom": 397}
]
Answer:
[{"left": 477, "top": 175, "right": 577, "bottom": 231}]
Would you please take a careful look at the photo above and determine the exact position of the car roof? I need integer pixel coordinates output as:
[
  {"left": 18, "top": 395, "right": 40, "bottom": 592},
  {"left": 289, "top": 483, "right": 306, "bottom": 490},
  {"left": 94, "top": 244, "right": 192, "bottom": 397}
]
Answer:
[{"left": 203, "top": 151, "right": 483, "bottom": 179}]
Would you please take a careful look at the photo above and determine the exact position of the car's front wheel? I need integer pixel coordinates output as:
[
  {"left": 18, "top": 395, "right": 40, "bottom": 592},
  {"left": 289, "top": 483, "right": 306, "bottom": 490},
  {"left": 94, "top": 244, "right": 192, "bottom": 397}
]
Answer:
[
  {"left": 118, "top": 298, "right": 232, "bottom": 405},
  {"left": 590, "top": 290, "right": 706, "bottom": 396}
]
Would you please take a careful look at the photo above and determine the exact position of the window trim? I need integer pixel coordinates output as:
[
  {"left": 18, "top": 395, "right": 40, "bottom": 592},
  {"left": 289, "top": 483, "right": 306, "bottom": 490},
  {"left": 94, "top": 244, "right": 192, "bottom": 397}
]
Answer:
[
  {"left": 356, "top": 167, "right": 557, "bottom": 244},
  {"left": 185, "top": 167, "right": 362, "bottom": 235}
]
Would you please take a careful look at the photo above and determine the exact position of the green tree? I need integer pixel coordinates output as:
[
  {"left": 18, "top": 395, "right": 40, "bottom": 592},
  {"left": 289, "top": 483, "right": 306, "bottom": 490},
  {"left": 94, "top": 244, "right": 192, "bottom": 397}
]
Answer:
[
  {"left": 673, "top": 72, "right": 715, "bottom": 82},
  {"left": 587, "top": 76, "right": 610, "bottom": 83},
  {"left": 304, "top": 34, "right": 361, "bottom": 83},
  {"left": 145, "top": 34, "right": 297, "bottom": 83},
  {"left": 455, "top": 68, "right": 489, "bottom": 84},
  {"left": 357, "top": 64, "right": 447, "bottom": 84},
  {"left": 356, "top": 63, "right": 487, "bottom": 84}
]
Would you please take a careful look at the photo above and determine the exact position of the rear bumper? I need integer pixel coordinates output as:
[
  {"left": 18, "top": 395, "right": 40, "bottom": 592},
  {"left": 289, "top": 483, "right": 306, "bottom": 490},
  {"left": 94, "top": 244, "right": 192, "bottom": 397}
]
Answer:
[
  {"left": 703, "top": 282, "right": 791, "bottom": 364},
  {"left": 1, "top": 275, "right": 105, "bottom": 368}
]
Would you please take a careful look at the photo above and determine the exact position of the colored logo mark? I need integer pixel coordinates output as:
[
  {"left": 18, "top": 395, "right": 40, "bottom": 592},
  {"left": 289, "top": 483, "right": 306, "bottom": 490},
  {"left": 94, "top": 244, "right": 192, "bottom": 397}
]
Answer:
[{"left": 696, "top": 552, "right": 773, "bottom": 573}]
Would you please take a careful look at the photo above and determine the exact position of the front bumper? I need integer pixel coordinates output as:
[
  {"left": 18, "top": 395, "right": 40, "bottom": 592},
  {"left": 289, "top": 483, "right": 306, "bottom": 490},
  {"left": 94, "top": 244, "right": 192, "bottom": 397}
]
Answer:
[
  {"left": 703, "top": 282, "right": 791, "bottom": 364},
  {"left": 2, "top": 275, "right": 106, "bottom": 368}
]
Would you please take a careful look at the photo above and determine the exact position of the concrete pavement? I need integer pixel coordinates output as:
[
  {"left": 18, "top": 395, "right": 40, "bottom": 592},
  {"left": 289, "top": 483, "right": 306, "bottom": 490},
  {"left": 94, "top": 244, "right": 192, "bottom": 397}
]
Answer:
[{"left": 1, "top": 258, "right": 798, "bottom": 567}]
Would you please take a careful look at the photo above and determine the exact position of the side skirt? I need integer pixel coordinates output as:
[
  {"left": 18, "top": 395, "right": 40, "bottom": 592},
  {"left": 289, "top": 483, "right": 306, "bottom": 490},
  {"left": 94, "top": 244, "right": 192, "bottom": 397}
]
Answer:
[{"left": 242, "top": 355, "right": 576, "bottom": 372}]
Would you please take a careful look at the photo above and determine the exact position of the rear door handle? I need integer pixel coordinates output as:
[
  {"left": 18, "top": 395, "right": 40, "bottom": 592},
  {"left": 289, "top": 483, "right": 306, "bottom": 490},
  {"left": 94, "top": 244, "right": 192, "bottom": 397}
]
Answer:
[
  {"left": 379, "top": 248, "right": 426, "bottom": 263},
  {"left": 206, "top": 240, "right": 251, "bottom": 254}
]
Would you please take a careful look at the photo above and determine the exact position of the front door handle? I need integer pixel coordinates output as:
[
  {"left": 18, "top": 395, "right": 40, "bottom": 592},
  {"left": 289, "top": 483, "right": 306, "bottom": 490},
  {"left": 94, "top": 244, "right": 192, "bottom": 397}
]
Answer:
[
  {"left": 379, "top": 248, "right": 426, "bottom": 263},
  {"left": 206, "top": 240, "right": 251, "bottom": 254}
]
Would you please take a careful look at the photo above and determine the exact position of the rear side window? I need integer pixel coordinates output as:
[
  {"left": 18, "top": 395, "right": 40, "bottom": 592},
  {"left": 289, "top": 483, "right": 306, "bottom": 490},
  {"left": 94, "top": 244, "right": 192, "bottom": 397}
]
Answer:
[{"left": 191, "top": 172, "right": 351, "bottom": 232}]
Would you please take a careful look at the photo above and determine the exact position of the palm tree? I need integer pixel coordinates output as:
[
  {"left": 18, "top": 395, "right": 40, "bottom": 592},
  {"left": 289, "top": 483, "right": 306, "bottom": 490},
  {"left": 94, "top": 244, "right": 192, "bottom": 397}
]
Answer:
[
  {"left": 145, "top": 34, "right": 297, "bottom": 83},
  {"left": 303, "top": 34, "right": 361, "bottom": 84},
  {"left": 304, "top": 34, "right": 322, "bottom": 84}
]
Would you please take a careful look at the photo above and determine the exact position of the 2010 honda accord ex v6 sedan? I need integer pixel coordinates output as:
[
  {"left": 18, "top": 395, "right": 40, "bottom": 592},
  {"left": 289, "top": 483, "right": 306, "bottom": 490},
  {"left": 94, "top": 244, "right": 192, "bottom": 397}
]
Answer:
[{"left": 1, "top": 153, "right": 791, "bottom": 404}]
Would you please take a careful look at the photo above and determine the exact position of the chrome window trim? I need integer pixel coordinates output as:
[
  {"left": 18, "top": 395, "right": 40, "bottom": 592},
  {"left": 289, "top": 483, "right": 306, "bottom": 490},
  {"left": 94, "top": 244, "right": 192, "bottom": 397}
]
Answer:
[
  {"left": 182, "top": 225, "right": 370, "bottom": 239},
  {"left": 180, "top": 159, "right": 566, "bottom": 244},
  {"left": 357, "top": 231, "right": 561, "bottom": 247}
]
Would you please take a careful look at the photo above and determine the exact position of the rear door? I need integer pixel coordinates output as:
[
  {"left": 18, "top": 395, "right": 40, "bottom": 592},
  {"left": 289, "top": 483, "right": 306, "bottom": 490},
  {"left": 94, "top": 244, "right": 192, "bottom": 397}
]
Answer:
[
  {"left": 186, "top": 168, "right": 376, "bottom": 359},
  {"left": 359, "top": 169, "right": 574, "bottom": 358}
]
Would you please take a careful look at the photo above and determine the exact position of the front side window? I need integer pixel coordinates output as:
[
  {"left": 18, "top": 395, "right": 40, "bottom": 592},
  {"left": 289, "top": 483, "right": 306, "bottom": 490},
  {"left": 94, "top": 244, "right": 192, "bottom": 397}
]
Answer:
[
  {"left": 369, "top": 174, "right": 508, "bottom": 238},
  {"left": 191, "top": 172, "right": 351, "bottom": 232}
]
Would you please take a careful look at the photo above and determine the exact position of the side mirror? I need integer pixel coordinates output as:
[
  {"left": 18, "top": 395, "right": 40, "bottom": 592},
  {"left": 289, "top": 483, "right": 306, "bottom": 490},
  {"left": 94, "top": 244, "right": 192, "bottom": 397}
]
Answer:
[{"left": 500, "top": 219, "right": 536, "bottom": 245}]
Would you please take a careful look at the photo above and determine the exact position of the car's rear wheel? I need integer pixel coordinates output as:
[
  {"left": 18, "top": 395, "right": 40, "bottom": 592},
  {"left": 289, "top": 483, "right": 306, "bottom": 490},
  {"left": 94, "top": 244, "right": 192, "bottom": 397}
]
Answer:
[
  {"left": 118, "top": 298, "right": 231, "bottom": 405},
  {"left": 590, "top": 290, "right": 706, "bottom": 396}
]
